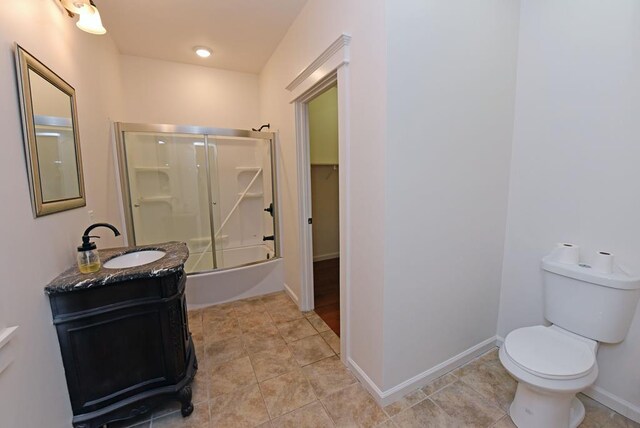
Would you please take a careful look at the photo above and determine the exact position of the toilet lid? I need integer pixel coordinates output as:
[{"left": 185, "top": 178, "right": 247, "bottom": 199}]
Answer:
[{"left": 504, "top": 326, "right": 596, "bottom": 380}]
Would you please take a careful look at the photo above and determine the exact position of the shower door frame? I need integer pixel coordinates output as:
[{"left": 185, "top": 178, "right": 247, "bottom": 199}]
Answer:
[{"left": 114, "top": 122, "right": 280, "bottom": 273}]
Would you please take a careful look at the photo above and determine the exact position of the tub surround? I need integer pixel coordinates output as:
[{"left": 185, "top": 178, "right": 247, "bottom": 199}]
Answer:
[{"left": 45, "top": 241, "right": 189, "bottom": 295}]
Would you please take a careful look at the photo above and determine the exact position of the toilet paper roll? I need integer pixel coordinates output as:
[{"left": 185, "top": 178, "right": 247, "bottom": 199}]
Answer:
[
  {"left": 592, "top": 251, "right": 614, "bottom": 274},
  {"left": 554, "top": 243, "right": 580, "bottom": 264}
]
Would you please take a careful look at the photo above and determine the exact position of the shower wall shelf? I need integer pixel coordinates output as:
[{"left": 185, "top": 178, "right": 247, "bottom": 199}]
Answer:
[
  {"left": 238, "top": 192, "right": 263, "bottom": 198},
  {"left": 236, "top": 167, "right": 261, "bottom": 172}
]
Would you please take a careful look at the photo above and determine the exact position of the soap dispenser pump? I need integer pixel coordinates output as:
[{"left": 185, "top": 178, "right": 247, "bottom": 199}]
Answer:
[{"left": 77, "top": 223, "right": 121, "bottom": 274}]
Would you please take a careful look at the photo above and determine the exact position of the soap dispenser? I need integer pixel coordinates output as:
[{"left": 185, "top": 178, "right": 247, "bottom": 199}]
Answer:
[{"left": 77, "top": 223, "right": 121, "bottom": 274}]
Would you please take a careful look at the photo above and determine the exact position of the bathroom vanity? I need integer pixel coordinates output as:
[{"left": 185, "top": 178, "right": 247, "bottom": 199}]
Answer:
[{"left": 45, "top": 242, "right": 196, "bottom": 428}]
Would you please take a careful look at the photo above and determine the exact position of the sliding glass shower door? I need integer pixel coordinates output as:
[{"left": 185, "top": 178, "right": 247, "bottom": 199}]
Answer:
[{"left": 117, "top": 124, "right": 277, "bottom": 274}]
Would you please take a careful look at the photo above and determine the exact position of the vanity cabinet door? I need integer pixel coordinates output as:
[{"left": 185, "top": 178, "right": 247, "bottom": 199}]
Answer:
[{"left": 57, "top": 305, "right": 170, "bottom": 415}]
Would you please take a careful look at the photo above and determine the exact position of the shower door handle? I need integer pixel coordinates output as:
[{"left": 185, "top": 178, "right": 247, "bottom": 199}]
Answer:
[
  {"left": 263, "top": 235, "right": 275, "bottom": 241},
  {"left": 264, "top": 203, "right": 274, "bottom": 217}
]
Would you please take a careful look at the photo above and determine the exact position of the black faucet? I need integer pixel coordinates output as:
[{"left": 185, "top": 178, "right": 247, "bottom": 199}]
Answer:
[{"left": 79, "top": 223, "right": 121, "bottom": 251}]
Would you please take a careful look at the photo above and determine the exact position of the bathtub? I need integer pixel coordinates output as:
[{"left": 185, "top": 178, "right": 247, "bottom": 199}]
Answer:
[{"left": 185, "top": 244, "right": 283, "bottom": 309}]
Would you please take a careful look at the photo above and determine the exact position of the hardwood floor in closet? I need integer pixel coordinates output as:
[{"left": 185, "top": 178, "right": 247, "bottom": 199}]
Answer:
[{"left": 313, "top": 258, "right": 340, "bottom": 336}]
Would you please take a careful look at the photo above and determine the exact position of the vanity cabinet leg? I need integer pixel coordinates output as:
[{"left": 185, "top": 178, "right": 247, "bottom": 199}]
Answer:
[{"left": 178, "top": 385, "right": 194, "bottom": 417}]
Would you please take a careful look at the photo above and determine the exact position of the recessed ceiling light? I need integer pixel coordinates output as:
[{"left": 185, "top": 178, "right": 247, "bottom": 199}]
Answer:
[{"left": 194, "top": 47, "right": 212, "bottom": 58}]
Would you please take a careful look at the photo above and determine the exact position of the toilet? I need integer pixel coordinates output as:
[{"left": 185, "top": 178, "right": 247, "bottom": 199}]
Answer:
[{"left": 499, "top": 249, "right": 640, "bottom": 428}]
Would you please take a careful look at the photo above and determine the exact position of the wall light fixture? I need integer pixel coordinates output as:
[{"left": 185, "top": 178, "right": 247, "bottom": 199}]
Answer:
[{"left": 60, "top": 0, "right": 106, "bottom": 35}]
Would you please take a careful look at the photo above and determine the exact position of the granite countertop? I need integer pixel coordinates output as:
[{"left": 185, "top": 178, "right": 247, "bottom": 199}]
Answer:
[{"left": 45, "top": 241, "right": 189, "bottom": 295}]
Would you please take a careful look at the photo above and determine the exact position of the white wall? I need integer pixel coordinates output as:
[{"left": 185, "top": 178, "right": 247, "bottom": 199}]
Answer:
[
  {"left": 259, "top": 0, "right": 388, "bottom": 385},
  {"left": 498, "top": 0, "right": 640, "bottom": 411},
  {"left": 383, "top": 0, "right": 520, "bottom": 389},
  {"left": 0, "top": 1, "right": 126, "bottom": 426},
  {"left": 311, "top": 165, "right": 340, "bottom": 260},
  {"left": 120, "top": 55, "right": 259, "bottom": 129}
]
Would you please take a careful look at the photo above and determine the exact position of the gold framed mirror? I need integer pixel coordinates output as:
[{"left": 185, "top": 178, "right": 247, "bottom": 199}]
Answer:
[{"left": 15, "top": 45, "right": 86, "bottom": 217}]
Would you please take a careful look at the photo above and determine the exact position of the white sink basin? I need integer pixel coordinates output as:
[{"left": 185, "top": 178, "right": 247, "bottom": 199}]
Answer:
[{"left": 103, "top": 250, "right": 166, "bottom": 269}]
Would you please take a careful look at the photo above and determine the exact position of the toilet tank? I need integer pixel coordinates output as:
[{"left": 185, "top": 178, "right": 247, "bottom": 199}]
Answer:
[{"left": 543, "top": 255, "right": 640, "bottom": 343}]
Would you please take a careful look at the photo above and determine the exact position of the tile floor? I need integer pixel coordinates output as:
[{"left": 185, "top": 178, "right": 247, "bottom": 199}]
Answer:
[{"left": 110, "top": 291, "right": 640, "bottom": 428}]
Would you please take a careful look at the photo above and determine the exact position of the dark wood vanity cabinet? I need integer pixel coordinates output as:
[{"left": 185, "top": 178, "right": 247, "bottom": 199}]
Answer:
[{"left": 48, "top": 269, "right": 197, "bottom": 428}]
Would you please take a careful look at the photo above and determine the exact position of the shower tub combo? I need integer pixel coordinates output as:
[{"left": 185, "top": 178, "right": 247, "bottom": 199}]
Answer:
[{"left": 115, "top": 123, "right": 282, "bottom": 307}]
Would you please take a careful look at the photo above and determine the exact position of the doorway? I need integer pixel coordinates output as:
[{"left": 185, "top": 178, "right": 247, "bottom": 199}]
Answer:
[{"left": 307, "top": 84, "right": 340, "bottom": 335}]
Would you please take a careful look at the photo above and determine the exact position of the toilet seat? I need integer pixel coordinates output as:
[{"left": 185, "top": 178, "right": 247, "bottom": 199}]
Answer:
[{"left": 504, "top": 325, "right": 596, "bottom": 381}]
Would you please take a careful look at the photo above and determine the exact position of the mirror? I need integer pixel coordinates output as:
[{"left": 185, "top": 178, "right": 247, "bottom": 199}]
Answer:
[{"left": 15, "top": 45, "right": 85, "bottom": 217}]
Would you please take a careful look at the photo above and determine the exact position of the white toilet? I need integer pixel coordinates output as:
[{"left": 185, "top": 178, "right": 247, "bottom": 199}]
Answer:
[{"left": 500, "top": 249, "right": 640, "bottom": 428}]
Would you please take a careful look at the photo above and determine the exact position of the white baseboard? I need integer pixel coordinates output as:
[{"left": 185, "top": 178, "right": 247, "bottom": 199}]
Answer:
[
  {"left": 283, "top": 282, "right": 299, "bottom": 305},
  {"left": 348, "top": 336, "right": 498, "bottom": 407},
  {"left": 584, "top": 385, "right": 640, "bottom": 423},
  {"left": 495, "top": 335, "right": 505, "bottom": 346},
  {"left": 313, "top": 252, "right": 340, "bottom": 262}
]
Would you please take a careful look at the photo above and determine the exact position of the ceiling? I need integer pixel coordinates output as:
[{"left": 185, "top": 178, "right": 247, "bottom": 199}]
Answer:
[{"left": 97, "top": 0, "right": 309, "bottom": 74}]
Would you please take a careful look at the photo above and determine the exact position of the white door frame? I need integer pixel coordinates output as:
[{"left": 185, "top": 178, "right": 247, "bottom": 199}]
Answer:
[{"left": 287, "top": 34, "right": 351, "bottom": 363}]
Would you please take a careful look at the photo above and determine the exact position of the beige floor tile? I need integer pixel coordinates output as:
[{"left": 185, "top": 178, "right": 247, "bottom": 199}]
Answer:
[
  {"left": 202, "top": 304, "right": 236, "bottom": 323},
  {"left": 392, "top": 398, "right": 455, "bottom": 428},
  {"left": 420, "top": 373, "right": 458, "bottom": 396},
  {"left": 209, "top": 384, "right": 270, "bottom": 428},
  {"left": 242, "top": 328, "right": 287, "bottom": 354},
  {"left": 457, "top": 361, "right": 516, "bottom": 411},
  {"left": 250, "top": 343, "right": 299, "bottom": 382},
  {"left": 477, "top": 348, "right": 499, "bottom": 363},
  {"left": 321, "top": 383, "right": 388, "bottom": 427},
  {"left": 259, "top": 369, "right": 317, "bottom": 418},
  {"left": 203, "top": 317, "right": 242, "bottom": 342},
  {"left": 233, "top": 297, "right": 268, "bottom": 316},
  {"left": 384, "top": 389, "right": 427, "bottom": 417},
  {"left": 208, "top": 356, "right": 257, "bottom": 398},
  {"left": 289, "top": 335, "right": 335, "bottom": 366},
  {"left": 302, "top": 355, "right": 357, "bottom": 399},
  {"left": 431, "top": 381, "right": 504, "bottom": 428},
  {"left": 187, "top": 311, "right": 203, "bottom": 339},
  {"left": 491, "top": 415, "right": 517, "bottom": 428},
  {"left": 237, "top": 311, "right": 275, "bottom": 332},
  {"left": 189, "top": 324, "right": 204, "bottom": 346},
  {"left": 205, "top": 336, "right": 246, "bottom": 367},
  {"left": 277, "top": 318, "right": 317, "bottom": 343},
  {"left": 270, "top": 401, "right": 334, "bottom": 428},
  {"left": 452, "top": 354, "right": 488, "bottom": 378},
  {"left": 260, "top": 291, "right": 290, "bottom": 305},
  {"left": 375, "top": 420, "right": 396, "bottom": 428},
  {"left": 268, "top": 305, "right": 305, "bottom": 324},
  {"left": 152, "top": 402, "right": 210, "bottom": 428},
  {"left": 305, "top": 312, "right": 332, "bottom": 333},
  {"left": 579, "top": 394, "right": 640, "bottom": 428},
  {"left": 190, "top": 369, "right": 208, "bottom": 405},
  {"left": 320, "top": 330, "right": 340, "bottom": 355}
]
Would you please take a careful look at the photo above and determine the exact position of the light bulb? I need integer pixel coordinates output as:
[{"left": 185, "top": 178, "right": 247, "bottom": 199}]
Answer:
[
  {"left": 194, "top": 47, "right": 212, "bottom": 58},
  {"left": 76, "top": 5, "right": 106, "bottom": 35}
]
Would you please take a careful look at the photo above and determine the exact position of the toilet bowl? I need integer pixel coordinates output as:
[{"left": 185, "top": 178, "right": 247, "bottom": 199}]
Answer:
[{"left": 499, "top": 325, "right": 598, "bottom": 428}]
